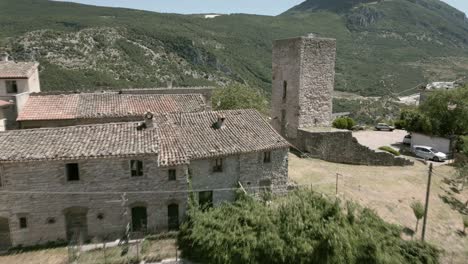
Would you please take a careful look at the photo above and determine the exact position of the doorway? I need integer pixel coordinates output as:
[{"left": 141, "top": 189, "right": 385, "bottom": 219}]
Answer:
[
  {"left": 131, "top": 206, "right": 147, "bottom": 232},
  {"left": 167, "top": 204, "right": 179, "bottom": 231},
  {"left": 64, "top": 207, "right": 88, "bottom": 243},
  {"left": 0, "top": 217, "right": 12, "bottom": 250}
]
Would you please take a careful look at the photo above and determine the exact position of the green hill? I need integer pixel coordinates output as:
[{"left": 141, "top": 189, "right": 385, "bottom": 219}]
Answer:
[{"left": 0, "top": 0, "right": 467, "bottom": 96}]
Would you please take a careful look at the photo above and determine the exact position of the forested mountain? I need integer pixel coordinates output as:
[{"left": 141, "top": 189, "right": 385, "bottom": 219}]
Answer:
[{"left": 1, "top": 0, "right": 467, "bottom": 96}]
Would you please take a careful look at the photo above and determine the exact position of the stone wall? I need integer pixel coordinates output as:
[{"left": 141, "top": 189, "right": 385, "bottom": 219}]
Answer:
[
  {"left": 271, "top": 36, "right": 335, "bottom": 144},
  {"left": 0, "top": 148, "right": 289, "bottom": 247},
  {"left": 297, "top": 129, "right": 414, "bottom": 166}
]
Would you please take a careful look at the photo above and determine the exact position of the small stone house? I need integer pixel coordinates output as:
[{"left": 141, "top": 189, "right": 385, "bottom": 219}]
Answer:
[
  {"left": 0, "top": 55, "right": 40, "bottom": 130},
  {"left": 0, "top": 109, "right": 289, "bottom": 248},
  {"left": 17, "top": 92, "right": 210, "bottom": 129}
]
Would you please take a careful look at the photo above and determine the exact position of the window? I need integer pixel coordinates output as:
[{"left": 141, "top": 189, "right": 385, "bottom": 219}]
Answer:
[
  {"left": 199, "top": 191, "right": 213, "bottom": 209},
  {"left": 263, "top": 151, "right": 272, "bottom": 163},
  {"left": 130, "top": 160, "right": 143, "bottom": 177},
  {"left": 282, "top": 80, "right": 287, "bottom": 101},
  {"left": 213, "top": 158, "right": 223, "bottom": 172},
  {"left": 168, "top": 169, "right": 176, "bottom": 181},
  {"left": 19, "top": 217, "right": 27, "bottom": 229},
  {"left": 6, "top": 80, "right": 18, "bottom": 94},
  {"left": 66, "top": 163, "right": 80, "bottom": 181}
]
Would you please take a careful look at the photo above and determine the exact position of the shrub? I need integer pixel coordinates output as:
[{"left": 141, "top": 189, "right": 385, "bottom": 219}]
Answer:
[
  {"left": 394, "top": 119, "right": 406, "bottom": 129},
  {"left": 212, "top": 84, "right": 269, "bottom": 115},
  {"left": 333, "top": 117, "right": 356, "bottom": 130},
  {"left": 379, "top": 146, "right": 401, "bottom": 156},
  {"left": 178, "top": 190, "right": 439, "bottom": 264}
]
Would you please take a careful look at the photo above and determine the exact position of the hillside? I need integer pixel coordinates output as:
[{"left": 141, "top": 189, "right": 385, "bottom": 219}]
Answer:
[{"left": 0, "top": 0, "right": 468, "bottom": 96}]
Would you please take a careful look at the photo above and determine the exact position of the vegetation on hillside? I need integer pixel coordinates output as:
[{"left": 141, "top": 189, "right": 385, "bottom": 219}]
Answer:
[
  {"left": 398, "top": 86, "right": 468, "bottom": 137},
  {"left": 178, "top": 189, "right": 440, "bottom": 264},
  {"left": 212, "top": 85, "right": 269, "bottom": 115},
  {"left": 0, "top": 0, "right": 468, "bottom": 96}
]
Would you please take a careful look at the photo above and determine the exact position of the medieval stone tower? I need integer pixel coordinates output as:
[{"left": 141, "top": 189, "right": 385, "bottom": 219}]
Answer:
[{"left": 271, "top": 35, "right": 336, "bottom": 144}]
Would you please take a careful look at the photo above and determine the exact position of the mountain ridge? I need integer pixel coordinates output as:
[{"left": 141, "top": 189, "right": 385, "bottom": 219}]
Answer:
[{"left": 1, "top": 0, "right": 468, "bottom": 97}]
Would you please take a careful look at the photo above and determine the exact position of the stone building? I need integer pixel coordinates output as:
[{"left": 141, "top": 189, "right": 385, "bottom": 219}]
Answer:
[
  {"left": 271, "top": 35, "right": 336, "bottom": 145},
  {"left": 0, "top": 54, "right": 40, "bottom": 130},
  {"left": 0, "top": 109, "right": 289, "bottom": 248},
  {"left": 17, "top": 92, "right": 210, "bottom": 129},
  {"left": 271, "top": 35, "right": 412, "bottom": 166}
]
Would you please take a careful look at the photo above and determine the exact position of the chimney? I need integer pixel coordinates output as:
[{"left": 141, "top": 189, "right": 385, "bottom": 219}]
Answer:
[
  {"left": 166, "top": 80, "right": 173, "bottom": 89},
  {"left": 214, "top": 115, "right": 226, "bottom": 129},
  {"left": 0, "top": 53, "right": 8, "bottom": 62},
  {"left": 144, "top": 111, "right": 155, "bottom": 128}
]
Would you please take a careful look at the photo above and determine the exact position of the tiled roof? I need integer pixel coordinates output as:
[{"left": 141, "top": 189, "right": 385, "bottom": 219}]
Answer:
[
  {"left": 0, "top": 100, "right": 12, "bottom": 108},
  {"left": 0, "top": 122, "right": 159, "bottom": 162},
  {"left": 0, "top": 61, "right": 38, "bottom": 79},
  {"left": 17, "top": 93, "right": 207, "bottom": 121},
  {"left": 157, "top": 109, "right": 290, "bottom": 166},
  {"left": 1, "top": 109, "right": 289, "bottom": 164}
]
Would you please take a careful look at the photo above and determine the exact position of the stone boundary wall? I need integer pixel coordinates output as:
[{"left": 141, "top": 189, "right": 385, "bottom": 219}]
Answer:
[{"left": 297, "top": 129, "right": 414, "bottom": 166}]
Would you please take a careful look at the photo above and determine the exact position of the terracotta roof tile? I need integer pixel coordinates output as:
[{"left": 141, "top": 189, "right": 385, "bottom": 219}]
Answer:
[
  {"left": 17, "top": 93, "right": 207, "bottom": 121},
  {"left": 1, "top": 109, "right": 289, "bottom": 164},
  {"left": 0, "top": 61, "right": 38, "bottom": 79},
  {"left": 0, "top": 122, "right": 159, "bottom": 162},
  {"left": 157, "top": 109, "right": 290, "bottom": 166}
]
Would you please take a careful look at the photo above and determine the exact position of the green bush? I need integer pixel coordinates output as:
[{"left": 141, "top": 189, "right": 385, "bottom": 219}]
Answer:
[
  {"left": 212, "top": 84, "right": 269, "bottom": 115},
  {"left": 332, "top": 117, "right": 356, "bottom": 130},
  {"left": 394, "top": 119, "right": 406, "bottom": 129},
  {"left": 178, "top": 190, "right": 439, "bottom": 264},
  {"left": 379, "top": 146, "right": 401, "bottom": 156}
]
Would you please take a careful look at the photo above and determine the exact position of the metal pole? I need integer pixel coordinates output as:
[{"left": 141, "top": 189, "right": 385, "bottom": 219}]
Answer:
[
  {"left": 336, "top": 173, "right": 339, "bottom": 196},
  {"left": 421, "top": 163, "right": 433, "bottom": 241}
]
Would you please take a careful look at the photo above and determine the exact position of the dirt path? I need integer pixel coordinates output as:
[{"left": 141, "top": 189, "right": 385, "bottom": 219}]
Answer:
[{"left": 289, "top": 154, "right": 468, "bottom": 264}]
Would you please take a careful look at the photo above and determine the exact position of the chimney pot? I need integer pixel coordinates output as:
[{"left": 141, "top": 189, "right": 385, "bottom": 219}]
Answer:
[
  {"left": 214, "top": 115, "right": 226, "bottom": 129},
  {"left": 144, "top": 111, "right": 155, "bottom": 128},
  {"left": 0, "top": 53, "right": 9, "bottom": 62}
]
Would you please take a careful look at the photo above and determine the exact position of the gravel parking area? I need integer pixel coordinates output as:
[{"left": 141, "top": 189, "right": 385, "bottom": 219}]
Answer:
[{"left": 353, "top": 129, "right": 408, "bottom": 151}]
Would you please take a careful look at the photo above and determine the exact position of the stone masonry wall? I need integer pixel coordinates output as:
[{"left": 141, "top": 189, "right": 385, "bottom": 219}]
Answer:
[
  {"left": 297, "top": 129, "right": 414, "bottom": 166},
  {"left": 189, "top": 148, "right": 289, "bottom": 203},
  {"left": 0, "top": 148, "right": 289, "bottom": 247},
  {"left": 0, "top": 156, "right": 189, "bottom": 247},
  {"left": 271, "top": 36, "right": 335, "bottom": 144}
]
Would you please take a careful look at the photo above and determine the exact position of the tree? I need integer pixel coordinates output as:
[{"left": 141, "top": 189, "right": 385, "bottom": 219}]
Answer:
[
  {"left": 178, "top": 190, "right": 440, "bottom": 264},
  {"left": 212, "top": 84, "right": 269, "bottom": 115},
  {"left": 419, "top": 86, "right": 468, "bottom": 136},
  {"left": 397, "top": 86, "right": 468, "bottom": 137},
  {"left": 411, "top": 201, "right": 425, "bottom": 233}
]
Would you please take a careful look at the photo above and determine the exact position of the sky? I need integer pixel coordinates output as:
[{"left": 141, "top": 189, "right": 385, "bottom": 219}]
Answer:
[{"left": 53, "top": 0, "right": 468, "bottom": 16}]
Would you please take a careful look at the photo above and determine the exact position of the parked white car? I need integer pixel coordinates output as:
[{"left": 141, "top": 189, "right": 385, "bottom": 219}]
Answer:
[
  {"left": 375, "top": 123, "right": 395, "bottom": 131},
  {"left": 403, "top": 134, "right": 412, "bottom": 145},
  {"left": 412, "top": 145, "right": 447, "bottom": 162}
]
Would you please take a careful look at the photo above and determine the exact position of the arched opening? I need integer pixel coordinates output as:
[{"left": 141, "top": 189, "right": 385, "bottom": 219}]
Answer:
[
  {"left": 0, "top": 217, "right": 12, "bottom": 250},
  {"left": 167, "top": 204, "right": 179, "bottom": 231},
  {"left": 131, "top": 206, "right": 147, "bottom": 232},
  {"left": 64, "top": 207, "right": 88, "bottom": 243}
]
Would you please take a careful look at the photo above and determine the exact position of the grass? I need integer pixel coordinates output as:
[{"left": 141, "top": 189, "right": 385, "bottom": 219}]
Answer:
[
  {"left": 0, "top": 239, "right": 178, "bottom": 264},
  {"left": 379, "top": 146, "right": 401, "bottom": 156},
  {"left": 289, "top": 153, "right": 468, "bottom": 264}
]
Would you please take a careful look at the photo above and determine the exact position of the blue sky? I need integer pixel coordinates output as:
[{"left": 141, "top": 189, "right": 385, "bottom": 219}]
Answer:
[{"left": 54, "top": 0, "right": 468, "bottom": 16}]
